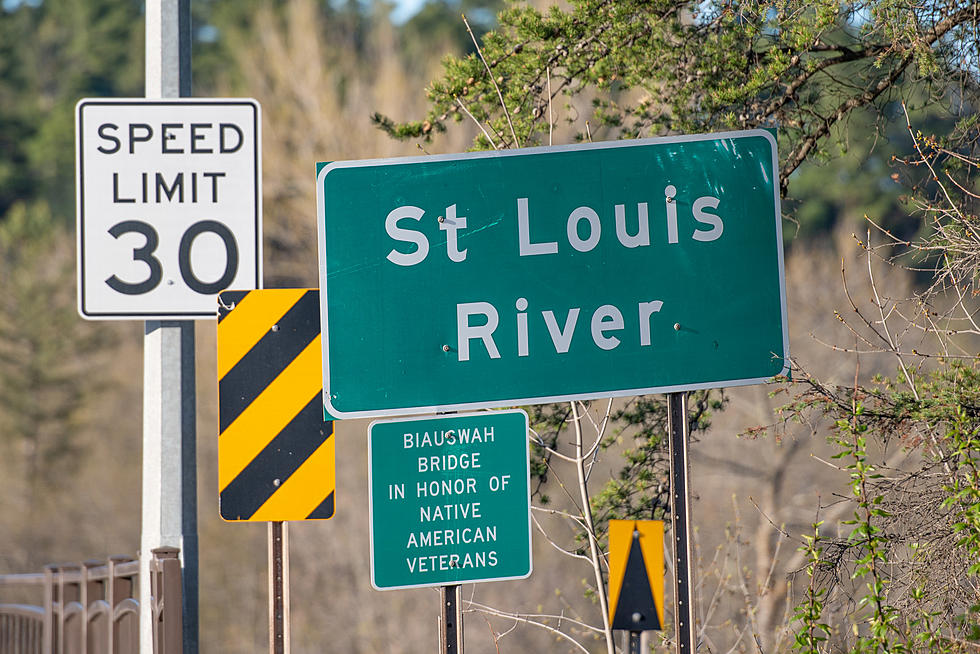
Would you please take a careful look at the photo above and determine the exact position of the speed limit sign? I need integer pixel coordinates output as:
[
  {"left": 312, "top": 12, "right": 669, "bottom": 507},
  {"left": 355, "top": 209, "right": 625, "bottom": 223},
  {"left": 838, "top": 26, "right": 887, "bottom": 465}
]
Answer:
[{"left": 75, "top": 99, "right": 262, "bottom": 320}]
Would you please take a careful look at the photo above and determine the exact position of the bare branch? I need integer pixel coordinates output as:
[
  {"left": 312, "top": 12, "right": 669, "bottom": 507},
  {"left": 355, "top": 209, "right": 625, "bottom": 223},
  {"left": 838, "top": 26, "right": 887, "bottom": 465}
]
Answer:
[
  {"left": 455, "top": 96, "right": 498, "bottom": 149},
  {"left": 463, "top": 13, "right": 519, "bottom": 148}
]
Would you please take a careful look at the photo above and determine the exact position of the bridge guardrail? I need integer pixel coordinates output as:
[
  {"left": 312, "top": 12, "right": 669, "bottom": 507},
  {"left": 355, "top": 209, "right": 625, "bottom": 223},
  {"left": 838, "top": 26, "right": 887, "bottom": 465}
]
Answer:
[{"left": 0, "top": 549, "right": 181, "bottom": 654}]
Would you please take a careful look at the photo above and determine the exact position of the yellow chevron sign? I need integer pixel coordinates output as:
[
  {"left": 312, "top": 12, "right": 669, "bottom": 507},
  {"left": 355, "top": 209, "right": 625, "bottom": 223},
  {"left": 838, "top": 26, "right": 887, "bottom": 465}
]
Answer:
[
  {"left": 217, "top": 289, "right": 335, "bottom": 522},
  {"left": 607, "top": 520, "right": 664, "bottom": 631}
]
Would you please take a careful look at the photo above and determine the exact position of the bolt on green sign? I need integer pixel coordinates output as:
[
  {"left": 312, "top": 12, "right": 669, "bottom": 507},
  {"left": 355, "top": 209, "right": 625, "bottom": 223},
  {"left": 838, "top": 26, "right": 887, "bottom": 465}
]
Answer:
[
  {"left": 368, "top": 410, "right": 532, "bottom": 590},
  {"left": 316, "top": 129, "right": 788, "bottom": 419}
]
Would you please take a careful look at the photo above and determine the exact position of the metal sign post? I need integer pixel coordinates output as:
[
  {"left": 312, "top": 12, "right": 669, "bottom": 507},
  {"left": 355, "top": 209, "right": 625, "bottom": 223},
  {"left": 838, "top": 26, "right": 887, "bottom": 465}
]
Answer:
[
  {"left": 439, "top": 584, "right": 463, "bottom": 654},
  {"left": 269, "top": 522, "right": 290, "bottom": 654},
  {"left": 310, "top": 127, "right": 786, "bottom": 653},
  {"left": 140, "top": 2, "right": 197, "bottom": 654},
  {"left": 368, "top": 410, "right": 532, "bottom": 651},
  {"left": 216, "top": 289, "right": 337, "bottom": 654},
  {"left": 667, "top": 392, "right": 696, "bottom": 653}
]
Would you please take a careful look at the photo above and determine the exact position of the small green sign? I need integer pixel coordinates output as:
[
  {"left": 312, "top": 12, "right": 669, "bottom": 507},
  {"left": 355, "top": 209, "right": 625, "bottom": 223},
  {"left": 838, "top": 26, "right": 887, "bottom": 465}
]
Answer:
[
  {"left": 317, "top": 129, "right": 788, "bottom": 418},
  {"left": 368, "top": 410, "right": 532, "bottom": 590}
]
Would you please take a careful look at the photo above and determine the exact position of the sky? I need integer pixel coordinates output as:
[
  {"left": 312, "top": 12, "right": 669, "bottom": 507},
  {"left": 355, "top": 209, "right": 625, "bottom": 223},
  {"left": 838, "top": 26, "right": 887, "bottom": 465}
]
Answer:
[
  {"left": 390, "top": 0, "right": 427, "bottom": 23},
  {"left": 1, "top": 0, "right": 41, "bottom": 10}
]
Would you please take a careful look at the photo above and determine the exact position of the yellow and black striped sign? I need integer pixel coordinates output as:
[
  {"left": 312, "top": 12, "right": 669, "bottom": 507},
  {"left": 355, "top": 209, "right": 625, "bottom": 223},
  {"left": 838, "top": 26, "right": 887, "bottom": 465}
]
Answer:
[
  {"left": 216, "top": 289, "right": 335, "bottom": 522},
  {"left": 608, "top": 520, "right": 664, "bottom": 631}
]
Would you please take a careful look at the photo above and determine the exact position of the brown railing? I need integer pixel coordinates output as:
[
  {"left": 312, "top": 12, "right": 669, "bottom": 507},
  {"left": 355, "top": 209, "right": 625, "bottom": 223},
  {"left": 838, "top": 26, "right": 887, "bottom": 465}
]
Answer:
[{"left": 0, "top": 549, "right": 182, "bottom": 654}]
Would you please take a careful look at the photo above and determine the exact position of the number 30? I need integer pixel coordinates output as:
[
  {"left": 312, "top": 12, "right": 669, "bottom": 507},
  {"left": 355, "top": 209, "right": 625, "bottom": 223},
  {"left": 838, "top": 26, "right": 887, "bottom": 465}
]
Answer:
[{"left": 106, "top": 220, "right": 239, "bottom": 295}]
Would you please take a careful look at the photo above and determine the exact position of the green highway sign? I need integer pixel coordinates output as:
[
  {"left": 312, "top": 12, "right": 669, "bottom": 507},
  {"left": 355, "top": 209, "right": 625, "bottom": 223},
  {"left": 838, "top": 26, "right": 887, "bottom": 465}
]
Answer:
[
  {"left": 316, "top": 129, "right": 788, "bottom": 419},
  {"left": 368, "top": 410, "right": 532, "bottom": 590}
]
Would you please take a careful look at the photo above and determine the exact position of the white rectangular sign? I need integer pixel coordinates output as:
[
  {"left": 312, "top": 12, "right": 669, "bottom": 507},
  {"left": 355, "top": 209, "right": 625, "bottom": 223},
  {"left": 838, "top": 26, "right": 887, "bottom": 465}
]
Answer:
[{"left": 76, "top": 99, "right": 262, "bottom": 320}]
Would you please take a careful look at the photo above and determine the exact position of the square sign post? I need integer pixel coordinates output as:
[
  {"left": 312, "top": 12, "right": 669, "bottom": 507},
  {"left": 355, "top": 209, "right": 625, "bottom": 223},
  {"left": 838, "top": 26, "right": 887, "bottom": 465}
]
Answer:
[
  {"left": 316, "top": 129, "right": 788, "bottom": 419},
  {"left": 76, "top": 98, "right": 261, "bottom": 320},
  {"left": 368, "top": 410, "right": 532, "bottom": 590}
]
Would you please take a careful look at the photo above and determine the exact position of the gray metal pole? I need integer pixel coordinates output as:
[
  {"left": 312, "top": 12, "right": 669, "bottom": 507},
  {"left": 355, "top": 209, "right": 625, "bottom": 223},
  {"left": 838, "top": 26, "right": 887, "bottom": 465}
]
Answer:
[
  {"left": 667, "top": 392, "right": 696, "bottom": 654},
  {"left": 146, "top": 0, "right": 191, "bottom": 98},
  {"left": 439, "top": 585, "right": 463, "bottom": 654},
  {"left": 140, "top": 3, "right": 197, "bottom": 654}
]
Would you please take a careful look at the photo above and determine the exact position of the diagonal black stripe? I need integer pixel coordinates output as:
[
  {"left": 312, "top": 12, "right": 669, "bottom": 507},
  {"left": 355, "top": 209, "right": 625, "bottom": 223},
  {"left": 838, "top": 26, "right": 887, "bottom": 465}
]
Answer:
[
  {"left": 306, "top": 491, "right": 335, "bottom": 520},
  {"left": 220, "top": 397, "right": 332, "bottom": 521},
  {"left": 218, "top": 291, "right": 320, "bottom": 433},
  {"left": 217, "top": 290, "right": 250, "bottom": 322}
]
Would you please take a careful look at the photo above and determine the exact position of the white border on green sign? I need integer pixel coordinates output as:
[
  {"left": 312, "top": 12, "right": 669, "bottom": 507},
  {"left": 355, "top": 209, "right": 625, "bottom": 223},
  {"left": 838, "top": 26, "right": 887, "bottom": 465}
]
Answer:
[{"left": 366, "top": 409, "right": 533, "bottom": 590}]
